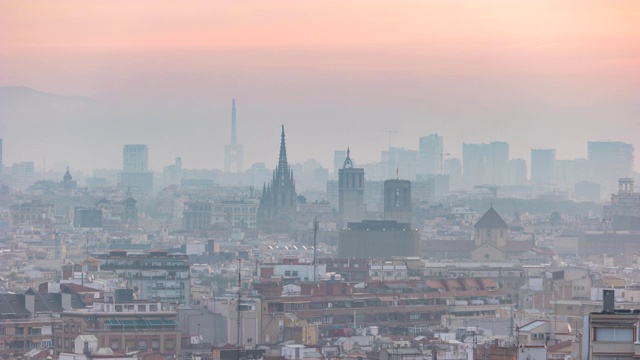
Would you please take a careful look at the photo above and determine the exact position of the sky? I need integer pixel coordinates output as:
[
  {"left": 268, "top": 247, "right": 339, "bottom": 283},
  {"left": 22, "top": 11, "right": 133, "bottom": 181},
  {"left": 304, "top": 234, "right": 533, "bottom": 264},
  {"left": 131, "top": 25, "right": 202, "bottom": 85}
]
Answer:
[{"left": 1, "top": 1, "right": 639, "bottom": 172}]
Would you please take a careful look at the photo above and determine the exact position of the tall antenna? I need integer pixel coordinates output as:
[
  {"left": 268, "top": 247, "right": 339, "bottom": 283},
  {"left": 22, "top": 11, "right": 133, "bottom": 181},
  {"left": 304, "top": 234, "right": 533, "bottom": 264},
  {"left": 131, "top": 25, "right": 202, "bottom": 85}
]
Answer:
[
  {"left": 236, "top": 258, "right": 242, "bottom": 360},
  {"left": 231, "top": 99, "right": 237, "bottom": 146},
  {"left": 313, "top": 217, "right": 319, "bottom": 281},
  {"left": 384, "top": 130, "right": 397, "bottom": 149}
]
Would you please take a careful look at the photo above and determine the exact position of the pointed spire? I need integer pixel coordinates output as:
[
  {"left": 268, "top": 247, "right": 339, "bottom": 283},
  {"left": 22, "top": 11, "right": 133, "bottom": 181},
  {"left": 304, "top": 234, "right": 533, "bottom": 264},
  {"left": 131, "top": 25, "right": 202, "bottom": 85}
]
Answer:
[
  {"left": 278, "top": 125, "right": 288, "bottom": 172},
  {"left": 343, "top": 147, "right": 354, "bottom": 169}
]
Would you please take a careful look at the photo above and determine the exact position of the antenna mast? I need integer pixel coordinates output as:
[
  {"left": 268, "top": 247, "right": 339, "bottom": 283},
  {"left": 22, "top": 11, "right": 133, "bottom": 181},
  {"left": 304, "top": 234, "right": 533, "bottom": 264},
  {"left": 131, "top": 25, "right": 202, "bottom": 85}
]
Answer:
[{"left": 313, "top": 217, "right": 319, "bottom": 281}]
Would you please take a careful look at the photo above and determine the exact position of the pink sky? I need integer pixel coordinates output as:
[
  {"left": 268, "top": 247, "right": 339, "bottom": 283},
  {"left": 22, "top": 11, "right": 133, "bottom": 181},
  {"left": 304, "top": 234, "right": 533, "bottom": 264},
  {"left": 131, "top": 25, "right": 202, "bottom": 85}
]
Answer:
[{"left": 1, "top": 1, "right": 639, "bottom": 171}]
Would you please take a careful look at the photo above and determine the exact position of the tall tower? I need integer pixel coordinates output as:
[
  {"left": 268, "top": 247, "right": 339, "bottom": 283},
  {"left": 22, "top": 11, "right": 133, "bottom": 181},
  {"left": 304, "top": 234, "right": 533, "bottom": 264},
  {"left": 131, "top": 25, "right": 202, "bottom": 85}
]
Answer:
[
  {"left": 257, "top": 126, "right": 297, "bottom": 233},
  {"left": 338, "top": 148, "right": 365, "bottom": 222},
  {"left": 224, "top": 99, "right": 244, "bottom": 173},
  {"left": 383, "top": 179, "right": 412, "bottom": 224}
]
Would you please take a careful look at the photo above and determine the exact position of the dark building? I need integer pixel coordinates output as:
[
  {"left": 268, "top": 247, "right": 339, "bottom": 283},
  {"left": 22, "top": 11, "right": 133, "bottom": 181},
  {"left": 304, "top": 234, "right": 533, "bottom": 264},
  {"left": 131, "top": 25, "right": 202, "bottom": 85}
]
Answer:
[
  {"left": 62, "top": 167, "right": 77, "bottom": 189},
  {"left": 338, "top": 148, "right": 365, "bottom": 222},
  {"left": 338, "top": 220, "right": 420, "bottom": 260},
  {"left": 384, "top": 179, "right": 412, "bottom": 223},
  {"left": 603, "top": 178, "right": 640, "bottom": 231},
  {"left": 73, "top": 207, "right": 103, "bottom": 228},
  {"left": 257, "top": 126, "right": 297, "bottom": 233},
  {"left": 122, "top": 196, "right": 138, "bottom": 228}
]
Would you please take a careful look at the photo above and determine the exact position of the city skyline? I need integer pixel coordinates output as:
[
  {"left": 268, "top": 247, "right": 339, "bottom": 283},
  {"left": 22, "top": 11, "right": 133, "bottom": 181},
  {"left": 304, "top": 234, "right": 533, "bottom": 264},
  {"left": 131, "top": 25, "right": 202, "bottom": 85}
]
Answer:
[{"left": 1, "top": 1, "right": 639, "bottom": 171}]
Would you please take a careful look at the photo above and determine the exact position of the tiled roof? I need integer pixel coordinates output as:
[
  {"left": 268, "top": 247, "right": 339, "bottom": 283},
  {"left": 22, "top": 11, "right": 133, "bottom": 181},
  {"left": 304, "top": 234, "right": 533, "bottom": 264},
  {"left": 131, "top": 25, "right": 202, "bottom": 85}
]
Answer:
[{"left": 474, "top": 207, "right": 508, "bottom": 229}]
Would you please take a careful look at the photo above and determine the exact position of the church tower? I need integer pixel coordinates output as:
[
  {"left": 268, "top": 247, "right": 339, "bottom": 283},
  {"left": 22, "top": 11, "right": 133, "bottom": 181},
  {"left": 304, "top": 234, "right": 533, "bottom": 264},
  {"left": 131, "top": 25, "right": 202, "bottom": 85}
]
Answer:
[
  {"left": 257, "top": 126, "right": 297, "bottom": 233},
  {"left": 338, "top": 148, "right": 365, "bottom": 222}
]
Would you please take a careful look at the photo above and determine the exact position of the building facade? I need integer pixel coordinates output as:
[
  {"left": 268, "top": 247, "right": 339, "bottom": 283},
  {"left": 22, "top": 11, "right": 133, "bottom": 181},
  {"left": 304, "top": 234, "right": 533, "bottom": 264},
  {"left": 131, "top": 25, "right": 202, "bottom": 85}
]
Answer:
[{"left": 338, "top": 148, "right": 365, "bottom": 222}]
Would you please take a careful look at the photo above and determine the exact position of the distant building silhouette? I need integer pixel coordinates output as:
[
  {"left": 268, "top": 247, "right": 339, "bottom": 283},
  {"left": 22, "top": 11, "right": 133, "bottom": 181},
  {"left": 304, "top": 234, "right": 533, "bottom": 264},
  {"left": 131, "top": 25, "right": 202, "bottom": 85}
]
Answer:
[
  {"left": 418, "top": 133, "right": 443, "bottom": 175},
  {"left": 120, "top": 144, "right": 152, "bottom": 192},
  {"left": 224, "top": 99, "right": 244, "bottom": 173},
  {"left": 257, "top": 126, "right": 297, "bottom": 233},
  {"left": 531, "top": 148, "right": 556, "bottom": 186},
  {"left": 588, "top": 141, "right": 634, "bottom": 194},
  {"left": 463, "top": 142, "right": 509, "bottom": 188},
  {"left": 338, "top": 148, "right": 365, "bottom": 222}
]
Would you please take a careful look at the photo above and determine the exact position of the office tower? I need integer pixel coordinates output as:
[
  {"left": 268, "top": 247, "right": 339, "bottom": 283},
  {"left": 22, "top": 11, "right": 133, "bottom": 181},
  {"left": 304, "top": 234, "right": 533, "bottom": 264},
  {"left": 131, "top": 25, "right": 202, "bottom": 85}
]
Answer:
[
  {"left": 333, "top": 150, "right": 347, "bottom": 179},
  {"left": 418, "top": 134, "right": 443, "bottom": 175},
  {"left": 257, "top": 126, "right": 297, "bottom": 233},
  {"left": 444, "top": 157, "right": 463, "bottom": 189},
  {"left": 556, "top": 159, "right": 589, "bottom": 190},
  {"left": 531, "top": 148, "right": 556, "bottom": 185},
  {"left": 11, "top": 161, "right": 35, "bottom": 188},
  {"left": 463, "top": 142, "right": 509, "bottom": 188},
  {"left": 123, "top": 144, "right": 148, "bottom": 172},
  {"left": 463, "top": 143, "right": 488, "bottom": 188},
  {"left": 383, "top": 147, "right": 418, "bottom": 180},
  {"left": 338, "top": 148, "right": 365, "bottom": 222},
  {"left": 508, "top": 158, "right": 527, "bottom": 186},
  {"left": 120, "top": 144, "right": 152, "bottom": 192},
  {"left": 588, "top": 141, "right": 634, "bottom": 192},
  {"left": 487, "top": 142, "right": 509, "bottom": 185},
  {"left": 224, "top": 99, "right": 244, "bottom": 173},
  {"left": 163, "top": 157, "right": 183, "bottom": 187},
  {"left": 383, "top": 179, "right": 412, "bottom": 224}
]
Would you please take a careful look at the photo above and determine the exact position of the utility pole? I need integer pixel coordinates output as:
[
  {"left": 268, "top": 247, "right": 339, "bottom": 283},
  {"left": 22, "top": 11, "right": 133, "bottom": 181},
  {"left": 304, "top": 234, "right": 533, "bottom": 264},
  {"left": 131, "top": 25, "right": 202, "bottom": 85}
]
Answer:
[
  {"left": 237, "top": 258, "right": 242, "bottom": 360},
  {"left": 313, "top": 217, "right": 319, "bottom": 282}
]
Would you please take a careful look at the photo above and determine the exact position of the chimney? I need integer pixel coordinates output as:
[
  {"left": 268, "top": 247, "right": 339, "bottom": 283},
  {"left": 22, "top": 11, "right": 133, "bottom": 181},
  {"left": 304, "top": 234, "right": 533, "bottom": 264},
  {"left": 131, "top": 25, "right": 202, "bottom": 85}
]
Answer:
[{"left": 603, "top": 289, "right": 615, "bottom": 313}]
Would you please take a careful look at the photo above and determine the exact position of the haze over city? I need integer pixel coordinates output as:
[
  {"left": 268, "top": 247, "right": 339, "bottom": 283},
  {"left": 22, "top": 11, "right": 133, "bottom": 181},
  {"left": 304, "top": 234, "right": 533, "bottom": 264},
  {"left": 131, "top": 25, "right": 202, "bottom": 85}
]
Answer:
[{"left": 1, "top": 1, "right": 639, "bottom": 171}]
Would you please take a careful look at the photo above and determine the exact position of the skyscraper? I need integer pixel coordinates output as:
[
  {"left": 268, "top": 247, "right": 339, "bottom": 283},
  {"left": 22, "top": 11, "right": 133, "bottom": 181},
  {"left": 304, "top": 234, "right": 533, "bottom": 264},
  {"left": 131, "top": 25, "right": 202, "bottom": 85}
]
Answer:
[
  {"left": 462, "top": 142, "right": 509, "bottom": 188},
  {"left": 508, "top": 158, "right": 528, "bottom": 186},
  {"left": 530, "top": 148, "right": 556, "bottom": 185},
  {"left": 588, "top": 141, "right": 634, "bottom": 193},
  {"left": 418, "top": 134, "right": 443, "bottom": 175},
  {"left": 224, "top": 99, "right": 244, "bottom": 173},
  {"left": 338, "top": 148, "right": 365, "bottom": 222},
  {"left": 123, "top": 144, "right": 148, "bottom": 172},
  {"left": 257, "top": 126, "right": 297, "bottom": 233},
  {"left": 121, "top": 144, "right": 152, "bottom": 191}
]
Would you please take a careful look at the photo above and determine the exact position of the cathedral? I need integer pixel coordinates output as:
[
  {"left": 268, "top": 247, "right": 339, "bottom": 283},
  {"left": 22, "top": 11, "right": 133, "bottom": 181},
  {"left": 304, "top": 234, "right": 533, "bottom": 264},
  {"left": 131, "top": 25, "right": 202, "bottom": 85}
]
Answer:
[{"left": 257, "top": 126, "right": 298, "bottom": 233}]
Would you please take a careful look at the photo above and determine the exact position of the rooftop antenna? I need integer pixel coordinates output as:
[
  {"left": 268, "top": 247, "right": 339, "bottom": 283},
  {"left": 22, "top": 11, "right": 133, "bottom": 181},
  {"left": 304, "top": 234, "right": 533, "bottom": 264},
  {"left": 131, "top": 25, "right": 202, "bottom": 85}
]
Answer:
[
  {"left": 385, "top": 130, "right": 397, "bottom": 149},
  {"left": 313, "top": 217, "right": 319, "bottom": 281}
]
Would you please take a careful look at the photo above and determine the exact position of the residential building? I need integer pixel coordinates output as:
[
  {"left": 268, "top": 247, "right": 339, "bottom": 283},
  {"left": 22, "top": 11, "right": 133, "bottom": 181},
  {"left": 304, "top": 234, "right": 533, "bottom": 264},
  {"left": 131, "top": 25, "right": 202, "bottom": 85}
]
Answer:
[{"left": 95, "top": 250, "right": 191, "bottom": 304}]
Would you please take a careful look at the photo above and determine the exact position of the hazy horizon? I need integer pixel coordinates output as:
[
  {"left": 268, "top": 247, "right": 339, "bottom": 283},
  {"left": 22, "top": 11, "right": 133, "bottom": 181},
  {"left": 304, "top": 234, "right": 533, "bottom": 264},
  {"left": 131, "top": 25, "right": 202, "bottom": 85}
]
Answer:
[{"left": 1, "top": 1, "right": 639, "bottom": 172}]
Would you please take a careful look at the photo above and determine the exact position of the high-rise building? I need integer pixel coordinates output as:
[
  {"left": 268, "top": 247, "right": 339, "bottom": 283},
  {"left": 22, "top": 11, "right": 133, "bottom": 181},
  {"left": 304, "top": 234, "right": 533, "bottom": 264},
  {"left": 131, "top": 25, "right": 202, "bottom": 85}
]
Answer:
[
  {"left": 487, "top": 142, "right": 509, "bottom": 185},
  {"left": 588, "top": 141, "right": 634, "bottom": 193},
  {"left": 11, "top": 161, "right": 35, "bottom": 188},
  {"left": 383, "top": 147, "right": 418, "bottom": 180},
  {"left": 462, "top": 142, "right": 509, "bottom": 188},
  {"left": 531, "top": 148, "right": 556, "bottom": 185},
  {"left": 338, "top": 148, "right": 365, "bottom": 222},
  {"left": 224, "top": 99, "right": 244, "bottom": 173},
  {"left": 333, "top": 150, "right": 347, "bottom": 179},
  {"left": 257, "top": 126, "right": 297, "bottom": 233},
  {"left": 555, "top": 159, "right": 589, "bottom": 190},
  {"left": 123, "top": 144, "right": 148, "bottom": 172},
  {"left": 121, "top": 145, "right": 152, "bottom": 191},
  {"left": 508, "top": 158, "right": 527, "bottom": 186},
  {"left": 418, "top": 134, "right": 443, "bottom": 175},
  {"left": 444, "top": 157, "right": 463, "bottom": 189}
]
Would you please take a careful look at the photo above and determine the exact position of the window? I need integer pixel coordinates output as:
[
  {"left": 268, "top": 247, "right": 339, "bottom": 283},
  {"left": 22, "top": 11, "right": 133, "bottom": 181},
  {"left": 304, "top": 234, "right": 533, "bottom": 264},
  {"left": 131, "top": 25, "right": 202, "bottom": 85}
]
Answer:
[
  {"left": 247, "top": 338, "right": 253, "bottom": 343},
  {"left": 594, "top": 328, "right": 634, "bottom": 342},
  {"left": 138, "top": 340, "right": 147, "bottom": 350},
  {"left": 166, "top": 339, "right": 175, "bottom": 350},
  {"left": 111, "top": 340, "right": 120, "bottom": 350},
  {"left": 151, "top": 339, "right": 160, "bottom": 350},
  {"left": 323, "top": 315, "right": 333, "bottom": 324}
]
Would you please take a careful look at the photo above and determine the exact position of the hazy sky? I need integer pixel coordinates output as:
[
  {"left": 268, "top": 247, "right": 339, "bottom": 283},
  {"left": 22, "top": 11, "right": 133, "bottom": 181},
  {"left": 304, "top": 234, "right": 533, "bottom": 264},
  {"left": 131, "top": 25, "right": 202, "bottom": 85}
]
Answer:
[{"left": 1, "top": 1, "right": 639, "bottom": 172}]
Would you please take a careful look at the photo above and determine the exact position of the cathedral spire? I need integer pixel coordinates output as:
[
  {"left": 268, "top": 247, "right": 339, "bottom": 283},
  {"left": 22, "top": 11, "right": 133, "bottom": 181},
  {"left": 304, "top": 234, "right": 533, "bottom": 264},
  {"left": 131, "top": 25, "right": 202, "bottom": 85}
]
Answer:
[{"left": 278, "top": 125, "right": 288, "bottom": 171}]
